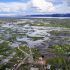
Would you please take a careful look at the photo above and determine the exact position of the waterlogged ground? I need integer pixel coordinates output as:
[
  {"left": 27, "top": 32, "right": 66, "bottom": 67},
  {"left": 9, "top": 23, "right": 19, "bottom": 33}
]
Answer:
[
  {"left": 0, "top": 19, "right": 70, "bottom": 48},
  {"left": 0, "top": 18, "right": 70, "bottom": 69}
]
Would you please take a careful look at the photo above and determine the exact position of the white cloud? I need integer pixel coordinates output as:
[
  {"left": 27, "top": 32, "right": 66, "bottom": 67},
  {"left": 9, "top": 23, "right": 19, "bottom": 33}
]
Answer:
[
  {"left": 0, "top": 0, "right": 70, "bottom": 16},
  {"left": 31, "top": 0, "right": 55, "bottom": 12},
  {"left": 54, "top": 4, "right": 70, "bottom": 13},
  {"left": 31, "top": 0, "right": 70, "bottom": 13},
  {"left": 62, "top": 0, "right": 70, "bottom": 6},
  {"left": 0, "top": 13, "right": 17, "bottom": 16},
  {"left": 0, "top": 2, "right": 29, "bottom": 13}
]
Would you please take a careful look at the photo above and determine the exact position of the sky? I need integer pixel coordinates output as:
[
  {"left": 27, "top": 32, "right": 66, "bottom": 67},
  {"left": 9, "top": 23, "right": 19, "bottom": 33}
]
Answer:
[{"left": 0, "top": 0, "right": 70, "bottom": 16}]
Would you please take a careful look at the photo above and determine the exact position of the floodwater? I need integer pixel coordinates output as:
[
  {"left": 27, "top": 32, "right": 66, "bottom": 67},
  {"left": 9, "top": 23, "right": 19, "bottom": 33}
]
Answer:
[{"left": 0, "top": 21, "right": 70, "bottom": 48}]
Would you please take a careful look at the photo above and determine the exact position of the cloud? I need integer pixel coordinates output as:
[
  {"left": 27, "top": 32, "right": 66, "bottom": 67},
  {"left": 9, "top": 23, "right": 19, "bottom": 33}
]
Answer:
[
  {"left": 31, "top": 0, "right": 70, "bottom": 13},
  {"left": 0, "top": 2, "right": 29, "bottom": 13},
  {"left": 54, "top": 4, "right": 70, "bottom": 13},
  {"left": 62, "top": 0, "right": 70, "bottom": 6},
  {"left": 31, "top": 0, "right": 55, "bottom": 12},
  {"left": 51, "top": 0, "right": 70, "bottom": 13},
  {"left": 0, "top": 13, "right": 17, "bottom": 16},
  {"left": 0, "top": 0, "right": 55, "bottom": 14},
  {"left": 0, "top": 0, "right": 70, "bottom": 16}
]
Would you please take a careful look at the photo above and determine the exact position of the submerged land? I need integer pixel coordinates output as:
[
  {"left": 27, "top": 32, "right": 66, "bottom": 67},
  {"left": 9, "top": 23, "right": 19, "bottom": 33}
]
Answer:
[{"left": 0, "top": 18, "right": 70, "bottom": 70}]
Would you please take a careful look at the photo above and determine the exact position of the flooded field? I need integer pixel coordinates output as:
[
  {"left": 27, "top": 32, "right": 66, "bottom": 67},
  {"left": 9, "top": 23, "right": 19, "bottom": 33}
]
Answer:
[{"left": 0, "top": 18, "right": 70, "bottom": 70}]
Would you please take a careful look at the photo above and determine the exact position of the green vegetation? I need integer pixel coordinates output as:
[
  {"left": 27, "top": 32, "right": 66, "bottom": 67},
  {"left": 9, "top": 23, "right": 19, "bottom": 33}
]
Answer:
[
  {"left": 30, "top": 22, "right": 64, "bottom": 27},
  {"left": 30, "top": 18, "right": 70, "bottom": 28},
  {"left": 30, "top": 23, "right": 49, "bottom": 26},
  {"left": 48, "top": 44, "right": 70, "bottom": 70},
  {"left": 0, "top": 41, "right": 11, "bottom": 56},
  {"left": 0, "top": 18, "right": 70, "bottom": 70},
  {"left": 31, "top": 37, "right": 43, "bottom": 41},
  {"left": 0, "top": 45, "right": 41, "bottom": 70},
  {"left": 50, "top": 31, "right": 70, "bottom": 36},
  {"left": 0, "top": 18, "right": 70, "bottom": 28},
  {"left": 16, "top": 46, "right": 41, "bottom": 59}
]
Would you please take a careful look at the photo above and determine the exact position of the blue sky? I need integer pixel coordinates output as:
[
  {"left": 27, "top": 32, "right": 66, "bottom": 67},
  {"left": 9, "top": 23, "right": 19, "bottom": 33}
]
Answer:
[
  {"left": 0, "top": 0, "right": 29, "bottom": 2},
  {"left": 0, "top": 0, "right": 70, "bottom": 16}
]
